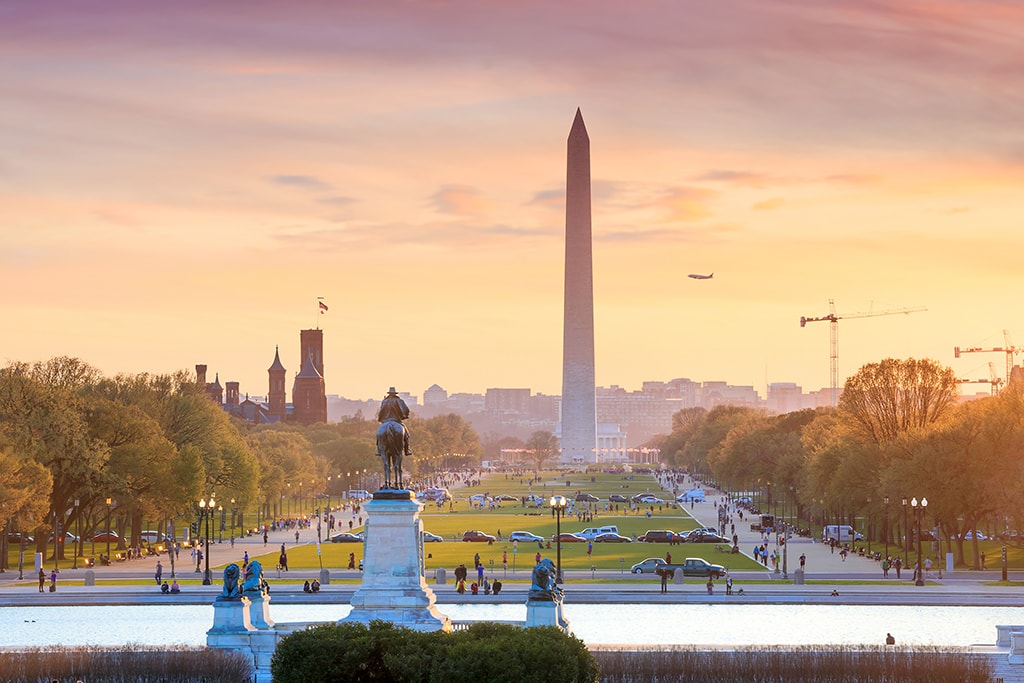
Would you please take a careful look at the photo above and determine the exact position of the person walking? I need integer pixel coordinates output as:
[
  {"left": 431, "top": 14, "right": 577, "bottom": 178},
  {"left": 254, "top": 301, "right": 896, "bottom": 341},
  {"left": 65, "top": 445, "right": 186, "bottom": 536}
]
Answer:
[
  {"left": 726, "top": 575, "right": 733, "bottom": 595},
  {"left": 155, "top": 560, "right": 163, "bottom": 585},
  {"left": 49, "top": 569, "right": 57, "bottom": 592},
  {"left": 38, "top": 568, "right": 46, "bottom": 593}
]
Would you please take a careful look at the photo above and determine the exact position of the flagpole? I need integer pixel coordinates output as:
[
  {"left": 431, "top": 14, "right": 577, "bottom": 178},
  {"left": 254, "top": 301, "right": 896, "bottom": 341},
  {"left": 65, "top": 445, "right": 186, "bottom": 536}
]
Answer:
[{"left": 316, "top": 296, "right": 325, "bottom": 330}]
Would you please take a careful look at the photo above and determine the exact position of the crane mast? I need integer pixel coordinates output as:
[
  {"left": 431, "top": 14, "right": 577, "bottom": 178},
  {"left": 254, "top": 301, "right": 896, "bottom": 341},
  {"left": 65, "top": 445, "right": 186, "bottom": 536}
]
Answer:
[{"left": 800, "top": 299, "right": 927, "bottom": 406}]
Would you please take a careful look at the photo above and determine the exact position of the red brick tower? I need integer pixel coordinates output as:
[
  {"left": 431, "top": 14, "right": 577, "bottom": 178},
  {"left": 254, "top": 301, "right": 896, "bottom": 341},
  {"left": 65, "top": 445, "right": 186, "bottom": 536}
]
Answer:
[{"left": 267, "top": 346, "right": 287, "bottom": 419}]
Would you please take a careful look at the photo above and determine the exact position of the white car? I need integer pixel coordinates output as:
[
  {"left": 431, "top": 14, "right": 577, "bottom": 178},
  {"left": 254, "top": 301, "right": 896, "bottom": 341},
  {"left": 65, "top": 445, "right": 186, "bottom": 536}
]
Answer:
[
  {"left": 422, "top": 531, "right": 444, "bottom": 542},
  {"left": 508, "top": 531, "right": 544, "bottom": 543}
]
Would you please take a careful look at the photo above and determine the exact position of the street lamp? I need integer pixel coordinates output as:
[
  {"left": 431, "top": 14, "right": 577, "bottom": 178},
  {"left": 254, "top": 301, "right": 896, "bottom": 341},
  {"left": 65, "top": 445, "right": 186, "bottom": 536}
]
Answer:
[
  {"left": 912, "top": 496, "right": 928, "bottom": 586},
  {"left": 73, "top": 498, "right": 80, "bottom": 570},
  {"left": 550, "top": 495, "right": 568, "bottom": 584},
  {"left": 198, "top": 495, "right": 216, "bottom": 585},
  {"left": 105, "top": 497, "right": 113, "bottom": 562},
  {"left": 901, "top": 496, "right": 909, "bottom": 567},
  {"left": 883, "top": 496, "right": 890, "bottom": 560},
  {"left": 230, "top": 498, "right": 237, "bottom": 540},
  {"left": 218, "top": 504, "right": 224, "bottom": 543}
]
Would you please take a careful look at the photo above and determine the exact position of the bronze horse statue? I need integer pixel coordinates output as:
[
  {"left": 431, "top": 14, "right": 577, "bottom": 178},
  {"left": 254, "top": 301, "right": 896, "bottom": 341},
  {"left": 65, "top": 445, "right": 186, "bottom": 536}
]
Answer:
[{"left": 376, "top": 419, "right": 408, "bottom": 489}]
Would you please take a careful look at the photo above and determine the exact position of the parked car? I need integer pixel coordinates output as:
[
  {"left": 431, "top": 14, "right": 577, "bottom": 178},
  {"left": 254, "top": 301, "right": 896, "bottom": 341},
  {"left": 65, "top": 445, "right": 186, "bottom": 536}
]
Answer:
[
  {"left": 495, "top": 494, "right": 518, "bottom": 502},
  {"left": 92, "top": 531, "right": 120, "bottom": 543},
  {"left": 960, "top": 530, "right": 987, "bottom": 540},
  {"left": 575, "top": 493, "right": 600, "bottom": 502},
  {"left": 139, "top": 530, "right": 165, "bottom": 544},
  {"left": 594, "top": 532, "right": 632, "bottom": 543},
  {"left": 422, "top": 531, "right": 444, "bottom": 543},
  {"left": 524, "top": 494, "right": 546, "bottom": 507},
  {"left": 552, "top": 532, "right": 586, "bottom": 543},
  {"left": 608, "top": 494, "right": 629, "bottom": 503},
  {"left": 7, "top": 532, "right": 33, "bottom": 544},
  {"left": 685, "top": 530, "right": 729, "bottom": 544},
  {"left": 679, "top": 557, "right": 727, "bottom": 579},
  {"left": 508, "top": 531, "right": 544, "bottom": 543},
  {"left": 330, "top": 532, "right": 363, "bottom": 543},
  {"left": 462, "top": 530, "right": 496, "bottom": 542},
  {"left": 48, "top": 532, "right": 80, "bottom": 544},
  {"left": 638, "top": 530, "right": 676, "bottom": 543},
  {"left": 630, "top": 557, "right": 677, "bottom": 574}
]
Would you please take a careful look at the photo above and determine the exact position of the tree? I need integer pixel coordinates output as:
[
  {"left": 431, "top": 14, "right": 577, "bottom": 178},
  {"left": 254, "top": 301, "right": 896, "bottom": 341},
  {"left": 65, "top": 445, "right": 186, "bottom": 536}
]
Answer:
[
  {"left": 524, "top": 431, "right": 560, "bottom": 473},
  {"left": 0, "top": 444, "right": 52, "bottom": 570},
  {"left": 658, "top": 407, "right": 706, "bottom": 468},
  {"left": 679, "top": 405, "right": 758, "bottom": 477},
  {"left": 838, "top": 358, "right": 959, "bottom": 445}
]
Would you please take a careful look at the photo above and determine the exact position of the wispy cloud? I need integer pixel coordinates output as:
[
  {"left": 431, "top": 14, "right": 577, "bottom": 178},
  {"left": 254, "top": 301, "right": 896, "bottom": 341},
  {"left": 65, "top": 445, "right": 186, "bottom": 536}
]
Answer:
[
  {"left": 430, "top": 184, "right": 488, "bottom": 216},
  {"left": 694, "top": 169, "right": 771, "bottom": 186},
  {"left": 270, "top": 175, "right": 333, "bottom": 191},
  {"left": 654, "top": 187, "right": 717, "bottom": 223}
]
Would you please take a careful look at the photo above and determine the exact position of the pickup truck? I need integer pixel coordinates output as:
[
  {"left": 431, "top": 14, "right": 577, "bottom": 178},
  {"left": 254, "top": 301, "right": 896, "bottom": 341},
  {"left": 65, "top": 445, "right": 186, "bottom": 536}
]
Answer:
[{"left": 630, "top": 557, "right": 726, "bottom": 578}]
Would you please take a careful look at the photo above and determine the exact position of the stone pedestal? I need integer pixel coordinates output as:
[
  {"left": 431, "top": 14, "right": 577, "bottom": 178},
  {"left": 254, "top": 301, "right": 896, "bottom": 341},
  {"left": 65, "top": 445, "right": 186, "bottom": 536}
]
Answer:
[
  {"left": 341, "top": 490, "right": 451, "bottom": 632},
  {"left": 209, "top": 597, "right": 255, "bottom": 634},
  {"left": 247, "top": 593, "right": 275, "bottom": 630},
  {"left": 1009, "top": 631, "right": 1024, "bottom": 664},
  {"left": 524, "top": 598, "right": 570, "bottom": 634}
]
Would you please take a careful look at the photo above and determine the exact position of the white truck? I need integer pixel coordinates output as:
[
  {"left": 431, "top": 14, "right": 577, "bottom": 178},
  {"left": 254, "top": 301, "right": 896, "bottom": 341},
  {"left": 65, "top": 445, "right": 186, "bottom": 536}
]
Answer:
[{"left": 823, "top": 524, "right": 864, "bottom": 543}]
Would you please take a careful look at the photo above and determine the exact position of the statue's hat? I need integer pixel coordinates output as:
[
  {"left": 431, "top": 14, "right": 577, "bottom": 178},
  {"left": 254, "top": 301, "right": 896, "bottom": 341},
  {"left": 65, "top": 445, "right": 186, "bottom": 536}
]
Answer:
[{"left": 387, "top": 386, "right": 397, "bottom": 394}]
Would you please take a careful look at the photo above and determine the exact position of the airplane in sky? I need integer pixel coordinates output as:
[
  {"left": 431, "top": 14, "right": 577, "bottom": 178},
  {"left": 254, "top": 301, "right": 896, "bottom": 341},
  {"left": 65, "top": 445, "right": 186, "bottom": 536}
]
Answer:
[{"left": 687, "top": 272, "right": 714, "bottom": 280}]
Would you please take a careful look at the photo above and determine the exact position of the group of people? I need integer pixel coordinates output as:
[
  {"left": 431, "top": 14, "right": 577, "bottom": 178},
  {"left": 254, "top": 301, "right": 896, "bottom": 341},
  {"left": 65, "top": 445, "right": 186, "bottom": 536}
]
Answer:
[
  {"left": 453, "top": 558, "right": 502, "bottom": 595},
  {"left": 302, "top": 579, "right": 321, "bottom": 593}
]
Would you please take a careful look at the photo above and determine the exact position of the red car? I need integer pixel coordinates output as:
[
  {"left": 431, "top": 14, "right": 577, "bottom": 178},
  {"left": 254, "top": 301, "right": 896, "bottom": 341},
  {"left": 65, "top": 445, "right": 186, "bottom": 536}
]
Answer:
[
  {"left": 552, "top": 533, "right": 586, "bottom": 543},
  {"left": 462, "top": 530, "right": 496, "bottom": 542},
  {"left": 92, "top": 531, "right": 120, "bottom": 543}
]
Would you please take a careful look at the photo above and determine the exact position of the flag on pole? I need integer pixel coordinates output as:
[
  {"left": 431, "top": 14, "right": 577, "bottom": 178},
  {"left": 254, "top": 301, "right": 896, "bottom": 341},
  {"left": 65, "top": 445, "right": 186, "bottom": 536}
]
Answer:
[{"left": 319, "top": 301, "right": 329, "bottom": 312}]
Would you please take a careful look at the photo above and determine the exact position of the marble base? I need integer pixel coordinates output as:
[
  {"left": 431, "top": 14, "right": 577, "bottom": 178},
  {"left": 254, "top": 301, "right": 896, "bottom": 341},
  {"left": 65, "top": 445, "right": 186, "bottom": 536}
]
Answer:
[
  {"left": 341, "top": 491, "right": 451, "bottom": 632},
  {"left": 525, "top": 599, "right": 570, "bottom": 633},
  {"left": 247, "top": 593, "right": 275, "bottom": 630},
  {"left": 208, "top": 597, "right": 255, "bottom": 635}
]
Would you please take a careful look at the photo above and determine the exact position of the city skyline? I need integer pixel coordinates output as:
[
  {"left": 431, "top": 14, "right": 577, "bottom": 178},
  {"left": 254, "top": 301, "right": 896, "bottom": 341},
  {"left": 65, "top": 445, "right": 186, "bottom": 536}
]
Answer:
[{"left": 3, "top": 2, "right": 1022, "bottom": 401}]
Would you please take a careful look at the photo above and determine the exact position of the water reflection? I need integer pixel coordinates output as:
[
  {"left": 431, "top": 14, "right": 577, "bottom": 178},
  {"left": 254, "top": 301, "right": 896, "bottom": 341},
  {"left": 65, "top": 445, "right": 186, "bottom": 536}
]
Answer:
[{"left": 0, "top": 604, "right": 1011, "bottom": 648}]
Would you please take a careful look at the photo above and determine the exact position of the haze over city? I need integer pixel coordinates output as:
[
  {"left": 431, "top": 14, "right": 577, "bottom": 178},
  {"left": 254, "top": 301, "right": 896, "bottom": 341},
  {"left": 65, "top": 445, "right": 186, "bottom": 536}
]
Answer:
[{"left": 3, "top": 1, "right": 1022, "bottom": 401}]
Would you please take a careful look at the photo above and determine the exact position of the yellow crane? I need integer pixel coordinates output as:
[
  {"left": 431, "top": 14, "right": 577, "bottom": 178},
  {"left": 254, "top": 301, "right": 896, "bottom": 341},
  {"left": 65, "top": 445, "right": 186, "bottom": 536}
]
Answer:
[
  {"left": 800, "top": 299, "right": 927, "bottom": 406},
  {"left": 958, "top": 362, "right": 1003, "bottom": 396},
  {"left": 953, "top": 330, "right": 1017, "bottom": 391}
]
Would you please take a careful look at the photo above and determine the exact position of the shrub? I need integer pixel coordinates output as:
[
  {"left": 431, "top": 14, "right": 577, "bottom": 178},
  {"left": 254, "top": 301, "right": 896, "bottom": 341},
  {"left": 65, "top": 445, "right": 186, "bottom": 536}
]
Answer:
[
  {"left": 0, "top": 645, "right": 252, "bottom": 683},
  {"left": 270, "top": 621, "right": 599, "bottom": 683},
  {"left": 591, "top": 645, "right": 993, "bottom": 683}
]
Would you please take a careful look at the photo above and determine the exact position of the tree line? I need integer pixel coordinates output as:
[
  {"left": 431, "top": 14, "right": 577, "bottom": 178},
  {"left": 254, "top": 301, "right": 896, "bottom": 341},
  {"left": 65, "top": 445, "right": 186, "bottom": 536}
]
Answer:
[
  {"left": 0, "top": 357, "right": 482, "bottom": 562},
  {"left": 656, "top": 357, "right": 1024, "bottom": 568}
]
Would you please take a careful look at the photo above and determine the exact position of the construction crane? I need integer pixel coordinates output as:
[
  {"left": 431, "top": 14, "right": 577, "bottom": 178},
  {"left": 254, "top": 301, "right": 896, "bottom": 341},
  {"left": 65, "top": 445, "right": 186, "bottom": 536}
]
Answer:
[
  {"left": 800, "top": 299, "right": 927, "bottom": 407},
  {"left": 954, "top": 330, "right": 1017, "bottom": 389},
  {"left": 958, "top": 362, "right": 1003, "bottom": 396}
]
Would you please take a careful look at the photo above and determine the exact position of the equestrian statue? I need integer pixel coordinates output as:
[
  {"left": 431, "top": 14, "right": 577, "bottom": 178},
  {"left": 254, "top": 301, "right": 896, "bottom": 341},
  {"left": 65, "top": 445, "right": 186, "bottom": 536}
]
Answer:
[{"left": 377, "top": 387, "right": 411, "bottom": 490}]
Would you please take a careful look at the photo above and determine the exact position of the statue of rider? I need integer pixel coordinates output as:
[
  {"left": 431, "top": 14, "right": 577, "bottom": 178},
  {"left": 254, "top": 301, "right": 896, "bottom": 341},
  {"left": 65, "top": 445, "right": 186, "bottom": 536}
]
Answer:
[{"left": 378, "top": 387, "right": 411, "bottom": 456}]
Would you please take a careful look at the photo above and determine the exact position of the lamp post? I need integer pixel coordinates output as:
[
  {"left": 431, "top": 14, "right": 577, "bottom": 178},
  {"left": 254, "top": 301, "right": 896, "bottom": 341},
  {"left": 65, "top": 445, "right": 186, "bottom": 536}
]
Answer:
[
  {"left": 218, "top": 504, "right": 224, "bottom": 543},
  {"left": 912, "top": 497, "right": 928, "bottom": 586},
  {"left": 901, "top": 496, "right": 909, "bottom": 567},
  {"left": 105, "top": 497, "right": 113, "bottom": 562},
  {"left": 883, "top": 496, "right": 890, "bottom": 560},
  {"left": 199, "top": 495, "right": 216, "bottom": 585},
  {"left": 73, "top": 498, "right": 80, "bottom": 569},
  {"left": 230, "top": 498, "right": 237, "bottom": 540},
  {"left": 550, "top": 495, "right": 567, "bottom": 583}
]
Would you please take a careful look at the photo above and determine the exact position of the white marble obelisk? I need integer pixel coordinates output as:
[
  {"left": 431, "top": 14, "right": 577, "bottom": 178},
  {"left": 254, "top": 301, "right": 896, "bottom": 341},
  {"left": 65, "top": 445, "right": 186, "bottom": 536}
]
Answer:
[{"left": 560, "top": 108, "right": 598, "bottom": 464}]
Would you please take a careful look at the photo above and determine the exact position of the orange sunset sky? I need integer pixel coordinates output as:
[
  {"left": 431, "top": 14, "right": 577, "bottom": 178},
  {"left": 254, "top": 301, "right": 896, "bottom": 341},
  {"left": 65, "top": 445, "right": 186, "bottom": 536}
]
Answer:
[{"left": 2, "top": 1, "right": 1023, "bottom": 401}]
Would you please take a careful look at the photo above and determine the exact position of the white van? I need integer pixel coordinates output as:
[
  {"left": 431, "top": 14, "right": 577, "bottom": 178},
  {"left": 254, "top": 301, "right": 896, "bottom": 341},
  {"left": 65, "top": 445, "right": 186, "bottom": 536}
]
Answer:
[
  {"left": 577, "top": 526, "right": 619, "bottom": 540},
  {"left": 823, "top": 525, "right": 864, "bottom": 543}
]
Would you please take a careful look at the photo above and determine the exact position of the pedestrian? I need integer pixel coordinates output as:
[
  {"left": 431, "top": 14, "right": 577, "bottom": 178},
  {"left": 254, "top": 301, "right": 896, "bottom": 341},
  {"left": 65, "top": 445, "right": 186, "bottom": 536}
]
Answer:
[
  {"left": 885, "top": 633, "right": 896, "bottom": 645},
  {"left": 50, "top": 569, "right": 57, "bottom": 592},
  {"left": 474, "top": 552, "right": 481, "bottom": 568},
  {"left": 799, "top": 554, "right": 806, "bottom": 570},
  {"left": 492, "top": 579, "right": 502, "bottom": 595},
  {"left": 263, "top": 530, "right": 268, "bottom": 546},
  {"left": 38, "top": 568, "right": 46, "bottom": 593},
  {"left": 981, "top": 552, "right": 987, "bottom": 570},
  {"left": 924, "top": 557, "right": 932, "bottom": 578},
  {"left": 706, "top": 578, "right": 714, "bottom": 594},
  {"left": 155, "top": 560, "right": 163, "bottom": 585},
  {"left": 477, "top": 563, "right": 484, "bottom": 583},
  {"left": 881, "top": 558, "right": 890, "bottom": 578},
  {"left": 894, "top": 556, "right": 902, "bottom": 579},
  {"left": 726, "top": 575, "right": 733, "bottom": 595},
  {"left": 243, "top": 551, "right": 249, "bottom": 568},
  {"left": 279, "top": 548, "right": 288, "bottom": 571},
  {"left": 535, "top": 551, "right": 541, "bottom": 565},
  {"left": 665, "top": 551, "right": 672, "bottom": 565},
  {"left": 456, "top": 579, "right": 466, "bottom": 594},
  {"left": 295, "top": 530, "right": 300, "bottom": 544}
]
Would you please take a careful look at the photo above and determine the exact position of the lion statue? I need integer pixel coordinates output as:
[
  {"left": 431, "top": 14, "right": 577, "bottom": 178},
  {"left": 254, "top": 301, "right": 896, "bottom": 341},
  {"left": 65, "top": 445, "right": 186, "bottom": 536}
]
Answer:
[
  {"left": 219, "top": 563, "right": 241, "bottom": 600},
  {"left": 528, "top": 557, "right": 563, "bottom": 602},
  {"left": 241, "top": 559, "right": 265, "bottom": 595}
]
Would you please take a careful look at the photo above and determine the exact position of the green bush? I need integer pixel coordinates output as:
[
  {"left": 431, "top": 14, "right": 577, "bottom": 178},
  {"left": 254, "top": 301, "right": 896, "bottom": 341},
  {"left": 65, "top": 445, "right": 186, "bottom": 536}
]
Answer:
[
  {"left": 270, "top": 621, "right": 599, "bottom": 683},
  {"left": 0, "top": 645, "right": 252, "bottom": 683}
]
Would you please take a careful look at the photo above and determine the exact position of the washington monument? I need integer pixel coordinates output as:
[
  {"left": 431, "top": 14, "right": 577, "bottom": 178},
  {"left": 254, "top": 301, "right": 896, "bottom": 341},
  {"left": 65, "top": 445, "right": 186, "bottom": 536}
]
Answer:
[{"left": 560, "top": 109, "right": 597, "bottom": 463}]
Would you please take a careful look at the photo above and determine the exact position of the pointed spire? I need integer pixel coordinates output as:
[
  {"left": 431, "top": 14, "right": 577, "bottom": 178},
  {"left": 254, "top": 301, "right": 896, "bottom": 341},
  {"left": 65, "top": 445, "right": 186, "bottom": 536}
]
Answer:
[
  {"left": 295, "top": 352, "right": 322, "bottom": 379},
  {"left": 268, "top": 345, "right": 286, "bottom": 372},
  {"left": 569, "top": 108, "right": 589, "bottom": 143}
]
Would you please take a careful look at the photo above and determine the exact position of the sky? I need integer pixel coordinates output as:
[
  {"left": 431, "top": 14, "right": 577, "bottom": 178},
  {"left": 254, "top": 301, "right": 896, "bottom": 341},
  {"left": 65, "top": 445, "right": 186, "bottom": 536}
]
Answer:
[{"left": 2, "top": 1, "right": 1023, "bottom": 402}]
